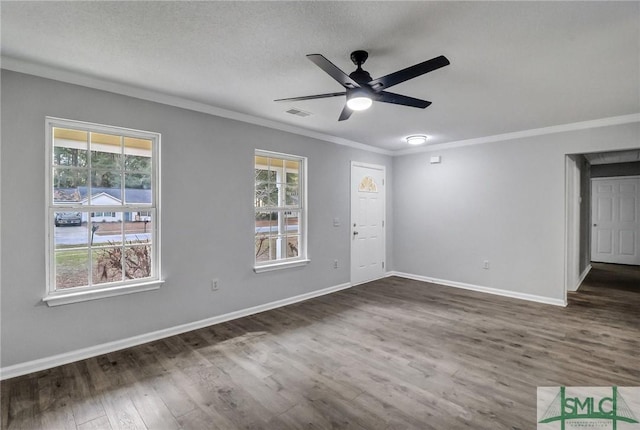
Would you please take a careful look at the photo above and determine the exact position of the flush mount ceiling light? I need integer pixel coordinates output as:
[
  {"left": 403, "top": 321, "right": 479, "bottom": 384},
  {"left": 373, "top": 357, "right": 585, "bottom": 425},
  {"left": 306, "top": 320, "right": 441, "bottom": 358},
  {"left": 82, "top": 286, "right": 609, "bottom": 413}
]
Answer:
[{"left": 406, "top": 135, "right": 428, "bottom": 145}]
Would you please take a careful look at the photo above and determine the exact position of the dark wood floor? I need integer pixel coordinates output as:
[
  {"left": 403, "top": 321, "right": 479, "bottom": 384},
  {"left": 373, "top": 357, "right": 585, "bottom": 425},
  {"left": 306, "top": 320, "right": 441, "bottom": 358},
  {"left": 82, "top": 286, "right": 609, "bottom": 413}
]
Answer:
[{"left": 2, "top": 264, "right": 639, "bottom": 429}]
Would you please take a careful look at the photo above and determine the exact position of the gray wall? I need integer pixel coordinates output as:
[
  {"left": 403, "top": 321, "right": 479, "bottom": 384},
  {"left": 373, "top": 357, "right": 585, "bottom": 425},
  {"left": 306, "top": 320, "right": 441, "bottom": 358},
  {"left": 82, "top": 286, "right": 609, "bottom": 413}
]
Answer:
[
  {"left": 0, "top": 70, "right": 393, "bottom": 367},
  {"left": 591, "top": 161, "right": 640, "bottom": 178},
  {"left": 2, "top": 68, "right": 638, "bottom": 369},
  {"left": 393, "top": 123, "right": 639, "bottom": 301}
]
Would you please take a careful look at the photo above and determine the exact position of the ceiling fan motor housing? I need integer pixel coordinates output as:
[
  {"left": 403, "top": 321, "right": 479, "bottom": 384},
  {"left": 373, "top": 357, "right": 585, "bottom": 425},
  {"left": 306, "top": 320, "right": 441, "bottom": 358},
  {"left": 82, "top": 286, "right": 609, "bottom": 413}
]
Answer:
[
  {"left": 349, "top": 69, "right": 373, "bottom": 85},
  {"left": 349, "top": 50, "right": 373, "bottom": 84}
]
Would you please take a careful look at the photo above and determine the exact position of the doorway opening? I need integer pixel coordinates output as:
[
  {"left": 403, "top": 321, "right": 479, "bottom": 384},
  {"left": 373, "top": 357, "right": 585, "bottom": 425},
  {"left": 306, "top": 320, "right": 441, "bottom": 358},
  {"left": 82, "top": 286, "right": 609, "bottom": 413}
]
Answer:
[{"left": 565, "top": 149, "right": 640, "bottom": 300}]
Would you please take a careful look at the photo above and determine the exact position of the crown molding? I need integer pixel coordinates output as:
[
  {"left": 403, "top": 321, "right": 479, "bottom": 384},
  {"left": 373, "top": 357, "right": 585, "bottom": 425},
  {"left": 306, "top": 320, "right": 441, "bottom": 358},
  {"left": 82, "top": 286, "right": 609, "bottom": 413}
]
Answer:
[
  {"left": 2, "top": 56, "right": 637, "bottom": 158},
  {"left": 394, "top": 113, "right": 640, "bottom": 156},
  {"left": 0, "top": 56, "right": 393, "bottom": 156}
]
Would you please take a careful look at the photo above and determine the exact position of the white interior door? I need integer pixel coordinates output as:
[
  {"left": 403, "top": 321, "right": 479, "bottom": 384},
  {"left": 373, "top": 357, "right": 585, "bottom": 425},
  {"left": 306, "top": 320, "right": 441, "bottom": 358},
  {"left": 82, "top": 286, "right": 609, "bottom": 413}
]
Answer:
[
  {"left": 351, "top": 162, "right": 386, "bottom": 285},
  {"left": 591, "top": 177, "right": 640, "bottom": 265}
]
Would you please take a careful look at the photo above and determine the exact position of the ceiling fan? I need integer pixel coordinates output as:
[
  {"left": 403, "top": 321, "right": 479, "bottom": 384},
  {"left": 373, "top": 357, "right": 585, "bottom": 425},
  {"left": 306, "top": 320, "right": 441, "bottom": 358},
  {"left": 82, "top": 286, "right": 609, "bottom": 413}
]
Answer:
[{"left": 275, "top": 50, "right": 450, "bottom": 121}]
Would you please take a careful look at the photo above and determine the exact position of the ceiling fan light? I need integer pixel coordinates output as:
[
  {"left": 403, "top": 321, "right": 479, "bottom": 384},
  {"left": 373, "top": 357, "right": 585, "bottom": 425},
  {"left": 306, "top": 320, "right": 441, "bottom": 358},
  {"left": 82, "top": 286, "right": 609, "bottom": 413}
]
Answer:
[
  {"left": 346, "top": 96, "right": 373, "bottom": 111},
  {"left": 406, "top": 135, "right": 428, "bottom": 145}
]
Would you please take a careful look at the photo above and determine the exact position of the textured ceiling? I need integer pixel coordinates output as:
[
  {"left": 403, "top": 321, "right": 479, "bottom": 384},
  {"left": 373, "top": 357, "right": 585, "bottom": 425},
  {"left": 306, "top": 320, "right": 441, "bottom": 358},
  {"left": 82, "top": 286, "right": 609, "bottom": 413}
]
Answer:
[{"left": 1, "top": 1, "right": 639, "bottom": 152}]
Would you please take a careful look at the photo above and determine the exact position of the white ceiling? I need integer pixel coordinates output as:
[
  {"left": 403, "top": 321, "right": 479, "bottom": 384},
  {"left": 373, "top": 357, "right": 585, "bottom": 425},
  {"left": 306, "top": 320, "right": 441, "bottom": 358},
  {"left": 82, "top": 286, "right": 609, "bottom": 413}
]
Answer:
[{"left": 2, "top": 1, "right": 639, "bottom": 152}]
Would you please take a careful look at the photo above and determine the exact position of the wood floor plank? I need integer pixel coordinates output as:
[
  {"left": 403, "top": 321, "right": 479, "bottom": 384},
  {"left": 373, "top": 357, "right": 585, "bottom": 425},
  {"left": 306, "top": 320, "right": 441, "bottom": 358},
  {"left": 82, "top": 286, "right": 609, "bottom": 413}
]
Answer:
[
  {"left": 148, "top": 373, "right": 197, "bottom": 419},
  {"left": 126, "top": 375, "right": 181, "bottom": 430},
  {"left": 1, "top": 262, "right": 638, "bottom": 429},
  {"left": 350, "top": 391, "right": 441, "bottom": 430},
  {"left": 174, "top": 408, "right": 222, "bottom": 430},
  {"left": 38, "top": 400, "right": 76, "bottom": 430},
  {"left": 36, "top": 366, "right": 77, "bottom": 430},
  {"left": 275, "top": 400, "right": 368, "bottom": 430},
  {"left": 179, "top": 360, "right": 276, "bottom": 429},
  {"left": 156, "top": 364, "right": 240, "bottom": 429},
  {"left": 100, "top": 385, "right": 148, "bottom": 430},
  {"left": 4, "top": 375, "right": 39, "bottom": 430},
  {"left": 1, "top": 376, "right": 10, "bottom": 429},
  {"left": 77, "top": 415, "right": 113, "bottom": 430},
  {"left": 65, "top": 362, "right": 107, "bottom": 426}
]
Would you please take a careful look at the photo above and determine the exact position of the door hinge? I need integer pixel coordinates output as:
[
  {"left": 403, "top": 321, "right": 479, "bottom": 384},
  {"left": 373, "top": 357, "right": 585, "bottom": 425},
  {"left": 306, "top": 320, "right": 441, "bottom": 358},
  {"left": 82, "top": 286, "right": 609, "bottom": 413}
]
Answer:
[
  {"left": 382, "top": 220, "right": 385, "bottom": 227},
  {"left": 382, "top": 261, "right": 385, "bottom": 269}
]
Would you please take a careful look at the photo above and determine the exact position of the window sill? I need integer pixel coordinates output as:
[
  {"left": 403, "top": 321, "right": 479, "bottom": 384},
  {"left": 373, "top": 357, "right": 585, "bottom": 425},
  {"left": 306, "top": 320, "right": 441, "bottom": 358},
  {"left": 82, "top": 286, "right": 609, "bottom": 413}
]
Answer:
[
  {"left": 254, "top": 259, "right": 310, "bottom": 273},
  {"left": 43, "top": 280, "right": 164, "bottom": 307}
]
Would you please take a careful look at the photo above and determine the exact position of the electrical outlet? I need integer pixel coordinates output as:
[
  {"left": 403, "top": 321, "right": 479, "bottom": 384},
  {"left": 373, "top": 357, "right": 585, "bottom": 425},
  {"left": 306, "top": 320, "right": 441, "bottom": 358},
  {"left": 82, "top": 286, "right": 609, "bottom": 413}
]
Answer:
[
  {"left": 333, "top": 259, "right": 339, "bottom": 269},
  {"left": 483, "top": 260, "right": 490, "bottom": 270},
  {"left": 211, "top": 278, "right": 219, "bottom": 291}
]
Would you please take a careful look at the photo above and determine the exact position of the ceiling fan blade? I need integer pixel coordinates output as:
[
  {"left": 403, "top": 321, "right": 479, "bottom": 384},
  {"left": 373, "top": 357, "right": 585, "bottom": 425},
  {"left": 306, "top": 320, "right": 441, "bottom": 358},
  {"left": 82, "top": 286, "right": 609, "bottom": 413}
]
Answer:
[
  {"left": 274, "top": 92, "right": 346, "bottom": 102},
  {"left": 376, "top": 91, "right": 432, "bottom": 109},
  {"left": 338, "top": 105, "right": 353, "bottom": 121},
  {"left": 307, "top": 54, "right": 360, "bottom": 89},
  {"left": 368, "top": 55, "right": 450, "bottom": 91}
]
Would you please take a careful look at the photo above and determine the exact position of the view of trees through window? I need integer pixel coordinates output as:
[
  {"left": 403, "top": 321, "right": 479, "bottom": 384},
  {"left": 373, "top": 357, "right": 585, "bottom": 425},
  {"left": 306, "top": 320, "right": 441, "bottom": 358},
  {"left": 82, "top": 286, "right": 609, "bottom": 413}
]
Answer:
[
  {"left": 255, "top": 152, "right": 304, "bottom": 265},
  {"left": 49, "top": 123, "right": 157, "bottom": 291}
]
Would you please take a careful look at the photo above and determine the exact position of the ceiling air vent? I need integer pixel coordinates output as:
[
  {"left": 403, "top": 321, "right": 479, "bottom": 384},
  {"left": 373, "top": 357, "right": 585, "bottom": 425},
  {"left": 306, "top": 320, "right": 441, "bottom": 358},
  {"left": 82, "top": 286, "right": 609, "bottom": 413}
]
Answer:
[{"left": 285, "top": 108, "right": 311, "bottom": 117}]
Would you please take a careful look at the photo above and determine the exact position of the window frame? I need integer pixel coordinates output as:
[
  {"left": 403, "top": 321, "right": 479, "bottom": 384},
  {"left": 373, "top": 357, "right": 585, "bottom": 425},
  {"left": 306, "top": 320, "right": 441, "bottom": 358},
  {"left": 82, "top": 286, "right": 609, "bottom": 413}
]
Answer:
[
  {"left": 44, "top": 117, "right": 163, "bottom": 306},
  {"left": 254, "top": 149, "right": 309, "bottom": 273}
]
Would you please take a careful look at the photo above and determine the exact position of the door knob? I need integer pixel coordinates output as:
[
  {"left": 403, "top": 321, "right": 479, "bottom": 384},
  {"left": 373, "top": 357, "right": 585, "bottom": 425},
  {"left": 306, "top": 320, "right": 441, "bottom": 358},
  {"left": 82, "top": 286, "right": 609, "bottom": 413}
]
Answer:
[{"left": 593, "top": 223, "right": 597, "bottom": 227}]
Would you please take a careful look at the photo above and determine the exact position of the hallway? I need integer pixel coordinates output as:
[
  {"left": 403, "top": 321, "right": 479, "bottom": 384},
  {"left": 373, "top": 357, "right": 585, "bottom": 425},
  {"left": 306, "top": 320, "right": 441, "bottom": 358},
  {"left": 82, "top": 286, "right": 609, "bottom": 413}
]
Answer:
[{"left": 569, "top": 262, "right": 640, "bottom": 309}]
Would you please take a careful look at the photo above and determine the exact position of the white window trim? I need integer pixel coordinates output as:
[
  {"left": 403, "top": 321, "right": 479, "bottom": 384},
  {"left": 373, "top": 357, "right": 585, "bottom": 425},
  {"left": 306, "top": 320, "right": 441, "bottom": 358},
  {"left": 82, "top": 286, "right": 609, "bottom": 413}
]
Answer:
[
  {"left": 44, "top": 117, "right": 162, "bottom": 306},
  {"left": 254, "top": 149, "right": 309, "bottom": 272},
  {"left": 253, "top": 259, "right": 311, "bottom": 273},
  {"left": 42, "top": 280, "right": 164, "bottom": 307}
]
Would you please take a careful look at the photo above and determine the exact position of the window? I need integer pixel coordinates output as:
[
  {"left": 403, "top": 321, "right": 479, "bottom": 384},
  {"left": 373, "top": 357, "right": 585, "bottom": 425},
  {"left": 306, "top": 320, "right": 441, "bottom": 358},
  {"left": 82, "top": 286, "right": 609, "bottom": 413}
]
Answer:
[
  {"left": 45, "top": 117, "right": 161, "bottom": 306},
  {"left": 254, "top": 150, "right": 308, "bottom": 272}
]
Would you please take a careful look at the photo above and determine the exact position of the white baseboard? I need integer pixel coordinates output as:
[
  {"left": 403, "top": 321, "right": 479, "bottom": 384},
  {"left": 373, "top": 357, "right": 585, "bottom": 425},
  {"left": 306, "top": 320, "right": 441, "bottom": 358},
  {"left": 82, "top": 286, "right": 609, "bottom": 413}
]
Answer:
[
  {"left": 350, "top": 274, "right": 388, "bottom": 288},
  {"left": 386, "top": 271, "right": 567, "bottom": 307},
  {"left": 573, "top": 264, "right": 592, "bottom": 292},
  {"left": 0, "top": 282, "right": 352, "bottom": 380}
]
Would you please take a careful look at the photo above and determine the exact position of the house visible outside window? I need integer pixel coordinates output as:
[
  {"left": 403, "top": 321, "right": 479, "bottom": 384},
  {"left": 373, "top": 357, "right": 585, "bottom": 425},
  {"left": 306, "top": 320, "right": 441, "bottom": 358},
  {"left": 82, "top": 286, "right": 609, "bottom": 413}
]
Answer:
[
  {"left": 254, "top": 150, "right": 308, "bottom": 272},
  {"left": 45, "top": 117, "right": 161, "bottom": 305},
  {"left": 92, "top": 211, "right": 116, "bottom": 218}
]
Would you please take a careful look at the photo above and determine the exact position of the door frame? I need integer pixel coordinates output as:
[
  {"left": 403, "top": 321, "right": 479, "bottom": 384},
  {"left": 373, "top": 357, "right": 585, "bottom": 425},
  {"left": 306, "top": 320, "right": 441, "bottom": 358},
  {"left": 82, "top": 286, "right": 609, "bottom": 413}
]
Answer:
[
  {"left": 564, "top": 155, "right": 592, "bottom": 300},
  {"left": 564, "top": 155, "right": 580, "bottom": 298},
  {"left": 350, "top": 161, "right": 386, "bottom": 286}
]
